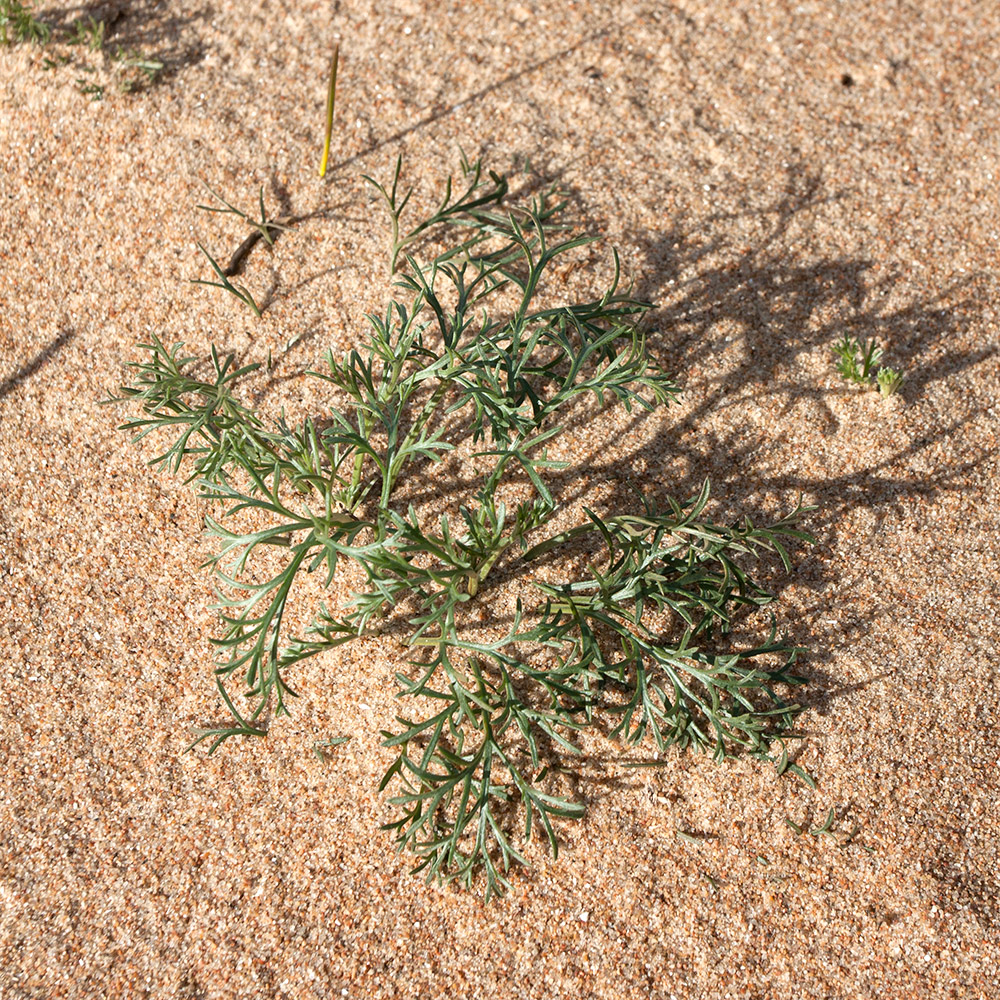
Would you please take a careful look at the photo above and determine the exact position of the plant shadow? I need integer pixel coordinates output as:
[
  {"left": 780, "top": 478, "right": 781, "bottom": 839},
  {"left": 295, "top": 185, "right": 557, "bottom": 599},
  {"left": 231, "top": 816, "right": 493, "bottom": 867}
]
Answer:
[
  {"left": 0, "top": 329, "right": 76, "bottom": 402},
  {"left": 603, "top": 163, "right": 993, "bottom": 678},
  {"left": 321, "top": 28, "right": 613, "bottom": 175}
]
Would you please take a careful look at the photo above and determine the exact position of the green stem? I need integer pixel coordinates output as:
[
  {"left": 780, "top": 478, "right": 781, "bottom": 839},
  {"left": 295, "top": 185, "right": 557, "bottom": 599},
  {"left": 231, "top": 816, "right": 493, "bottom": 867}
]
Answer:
[
  {"left": 465, "top": 536, "right": 514, "bottom": 597},
  {"left": 382, "top": 382, "right": 449, "bottom": 504}
]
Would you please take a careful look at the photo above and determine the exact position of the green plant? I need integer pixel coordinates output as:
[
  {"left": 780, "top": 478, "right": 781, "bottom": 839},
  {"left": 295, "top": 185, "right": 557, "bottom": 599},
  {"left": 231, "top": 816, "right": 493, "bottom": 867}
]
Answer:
[
  {"left": 365, "top": 150, "right": 511, "bottom": 274},
  {"left": 76, "top": 77, "right": 104, "bottom": 101},
  {"left": 41, "top": 52, "right": 70, "bottom": 70},
  {"left": 10, "top": 5, "right": 164, "bottom": 98},
  {"left": 832, "top": 334, "right": 882, "bottom": 384},
  {"left": 0, "top": 0, "right": 49, "bottom": 44},
  {"left": 191, "top": 244, "right": 263, "bottom": 317},
  {"left": 66, "top": 15, "right": 104, "bottom": 51},
  {"left": 188, "top": 185, "right": 292, "bottom": 317},
  {"left": 832, "top": 335, "right": 905, "bottom": 399},
  {"left": 876, "top": 366, "right": 904, "bottom": 397},
  {"left": 197, "top": 184, "right": 290, "bottom": 249},
  {"left": 113, "top": 47, "right": 164, "bottom": 91},
  {"left": 114, "top": 156, "right": 813, "bottom": 900}
]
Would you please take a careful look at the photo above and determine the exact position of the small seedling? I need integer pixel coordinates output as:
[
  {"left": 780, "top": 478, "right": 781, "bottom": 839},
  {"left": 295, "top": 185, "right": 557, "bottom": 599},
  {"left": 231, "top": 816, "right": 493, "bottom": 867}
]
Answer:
[
  {"left": 773, "top": 739, "right": 815, "bottom": 787},
  {"left": 876, "top": 366, "right": 904, "bottom": 397},
  {"left": 197, "top": 185, "right": 290, "bottom": 248},
  {"left": 191, "top": 244, "right": 262, "bottom": 317},
  {"left": 66, "top": 15, "right": 105, "bottom": 51},
  {"left": 113, "top": 47, "right": 164, "bottom": 91},
  {"left": 786, "top": 809, "right": 868, "bottom": 851},
  {"left": 116, "top": 155, "right": 814, "bottom": 901},
  {"left": 831, "top": 336, "right": 862, "bottom": 383},
  {"left": 190, "top": 186, "right": 292, "bottom": 316},
  {"left": 856, "top": 337, "right": 883, "bottom": 379},
  {"left": 785, "top": 809, "right": 837, "bottom": 838},
  {"left": 312, "top": 735, "right": 352, "bottom": 760},
  {"left": 809, "top": 807, "right": 837, "bottom": 839},
  {"left": 76, "top": 78, "right": 104, "bottom": 101},
  {"left": 832, "top": 335, "right": 882, "bottom": 384},
  {"left": 6, "top": 2, "right": 165, "bottom": 99},
  {"left": 832, "top": 335, "right": 905, "bottom": 399},
  {"left": 0, "top": 0, "right": 49, "bottom": 44}
]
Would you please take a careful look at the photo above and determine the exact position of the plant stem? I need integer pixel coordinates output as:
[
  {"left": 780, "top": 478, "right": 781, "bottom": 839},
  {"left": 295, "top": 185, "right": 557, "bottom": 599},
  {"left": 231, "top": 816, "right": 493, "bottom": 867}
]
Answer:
[{"left": 318, "top": 44, "right": 339, "bottom": 178}]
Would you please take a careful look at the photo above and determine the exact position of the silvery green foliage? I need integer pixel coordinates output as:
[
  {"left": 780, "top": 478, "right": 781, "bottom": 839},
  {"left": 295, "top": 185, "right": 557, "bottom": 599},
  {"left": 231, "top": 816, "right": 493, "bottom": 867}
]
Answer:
[{"left": 117, "top": 156, "right": 811, "bottom": 900}]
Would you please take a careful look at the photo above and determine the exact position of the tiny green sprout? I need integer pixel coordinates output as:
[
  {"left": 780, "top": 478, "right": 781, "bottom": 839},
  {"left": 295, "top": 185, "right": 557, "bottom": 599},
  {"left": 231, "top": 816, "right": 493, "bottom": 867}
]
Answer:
[
  {"left": 858, "top": 337, "right": 884, "bottom": 378},
  {"left": 197, "top": 185, "right": 289, "bottom": 247},
  {"left": 0, "top": 0, "right": 50, "bottom": 44},
  {"left": 832, "top": 335, "right": 883, "bottom": 385},
  {"left": 191, "top": 244, "right": 262, "bottom": 317},
  {"left": 76, "top": 78, "right": 104, "bottom": 102},
  {"left": 876, "top": 366, "right": 904, "bottom": 397},
  {"left": 113, "top": 47, "right": 164, "bottom": 90},
  {"left": 809, "top": 807, "right": 837, "bottom": 839},
  {"left": 831, "top": 335, "right": 862, "bottom": 383},
  {"left": 312, "top": 735, "right": 352, "bottom": 760},
  {"left": 66, "top": 15, "right": 105, "bottom": 51},
  {"left": 190, "top": 186, "right": 293, "bottom": 317}
]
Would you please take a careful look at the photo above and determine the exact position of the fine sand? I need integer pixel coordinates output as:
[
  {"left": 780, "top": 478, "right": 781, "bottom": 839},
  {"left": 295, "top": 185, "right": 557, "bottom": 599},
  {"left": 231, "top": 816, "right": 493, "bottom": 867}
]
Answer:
[{"left": 2, "top": 1, "right": 998, "bottom": 997}]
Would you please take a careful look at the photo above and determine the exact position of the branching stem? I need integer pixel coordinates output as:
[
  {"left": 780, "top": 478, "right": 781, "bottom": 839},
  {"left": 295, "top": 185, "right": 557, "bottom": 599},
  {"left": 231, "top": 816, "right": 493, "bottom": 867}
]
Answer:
[{"left": 115, "top": 153, "right": 813, "bottom": 902}]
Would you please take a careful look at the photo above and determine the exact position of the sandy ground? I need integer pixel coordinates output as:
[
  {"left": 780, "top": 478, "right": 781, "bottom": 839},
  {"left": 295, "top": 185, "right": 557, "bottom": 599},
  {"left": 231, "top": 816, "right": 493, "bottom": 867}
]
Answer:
[{"left": 2, "top": 1, "right": 999, "bottom": 997}]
